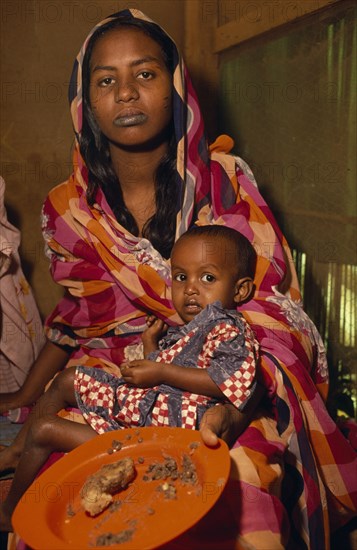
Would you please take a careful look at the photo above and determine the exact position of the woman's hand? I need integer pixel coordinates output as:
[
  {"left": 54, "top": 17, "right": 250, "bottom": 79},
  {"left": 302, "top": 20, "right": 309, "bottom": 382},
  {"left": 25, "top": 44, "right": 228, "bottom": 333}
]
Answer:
[
  {"left": 200, "top": 404, "right": 242, "bottom": 447},
  {"left": 120, "top": 360, "right": 163, "bottom": 388},
  {"left": 200, "top": 383, "right": 265, "bottom": 448}
]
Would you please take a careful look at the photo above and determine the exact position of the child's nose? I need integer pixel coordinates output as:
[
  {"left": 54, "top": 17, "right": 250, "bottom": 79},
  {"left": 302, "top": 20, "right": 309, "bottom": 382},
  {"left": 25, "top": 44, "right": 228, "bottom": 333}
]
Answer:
[{"left": 184, "top": 281, "right": 198, "bottom": 295}]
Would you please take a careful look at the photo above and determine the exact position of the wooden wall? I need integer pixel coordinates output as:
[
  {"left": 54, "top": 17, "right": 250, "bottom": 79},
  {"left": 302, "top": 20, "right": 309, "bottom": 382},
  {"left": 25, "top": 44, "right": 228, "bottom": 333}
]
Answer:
[{"left": 0, "top": 0, "right": 341, "bottom": 319}]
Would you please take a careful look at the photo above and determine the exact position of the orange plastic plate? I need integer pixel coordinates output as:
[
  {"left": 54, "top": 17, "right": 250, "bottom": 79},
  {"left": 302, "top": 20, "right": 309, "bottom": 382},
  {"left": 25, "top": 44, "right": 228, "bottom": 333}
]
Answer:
[{"left": 13, "top": 427, "right": 230, "bottom": 549}]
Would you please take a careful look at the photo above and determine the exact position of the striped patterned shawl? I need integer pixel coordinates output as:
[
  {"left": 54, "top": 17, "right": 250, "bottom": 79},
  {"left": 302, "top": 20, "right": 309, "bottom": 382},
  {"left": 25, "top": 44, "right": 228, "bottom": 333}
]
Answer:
[{"left": 42, "top": 9, "right": 356, "bottom": 548}]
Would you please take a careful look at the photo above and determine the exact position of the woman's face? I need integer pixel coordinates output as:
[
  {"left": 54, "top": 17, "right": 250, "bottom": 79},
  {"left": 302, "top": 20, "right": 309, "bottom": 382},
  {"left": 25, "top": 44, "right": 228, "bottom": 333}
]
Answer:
[{"left": 89, "top": 27, "right": 173, "bottom": 150}]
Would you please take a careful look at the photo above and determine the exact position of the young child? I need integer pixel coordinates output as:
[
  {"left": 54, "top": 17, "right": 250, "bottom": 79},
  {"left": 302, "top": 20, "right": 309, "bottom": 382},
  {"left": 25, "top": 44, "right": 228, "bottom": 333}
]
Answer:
[
  {"left": 0, "top": 225, "right": 259, "bottom": 532},
  {"left": 75, "top": 225, "right": 259, "bottom": 431}
]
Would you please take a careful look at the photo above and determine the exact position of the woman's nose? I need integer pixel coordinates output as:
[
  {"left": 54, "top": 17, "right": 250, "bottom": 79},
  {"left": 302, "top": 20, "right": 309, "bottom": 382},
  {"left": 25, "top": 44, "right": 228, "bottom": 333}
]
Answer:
[{"left": 115, "top": 80, "right": 139, "bottom": 102}]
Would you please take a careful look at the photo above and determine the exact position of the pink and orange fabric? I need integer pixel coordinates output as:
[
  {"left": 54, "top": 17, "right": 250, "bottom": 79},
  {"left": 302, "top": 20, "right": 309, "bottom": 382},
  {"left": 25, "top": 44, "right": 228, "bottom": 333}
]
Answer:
[{"left": 37, "top": 9, "right": 357, "bottom": 548}]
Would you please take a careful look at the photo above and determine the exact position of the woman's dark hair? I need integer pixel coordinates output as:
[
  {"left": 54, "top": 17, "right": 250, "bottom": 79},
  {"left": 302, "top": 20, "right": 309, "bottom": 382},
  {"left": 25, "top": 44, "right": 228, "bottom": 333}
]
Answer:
[
  {"left": 79, "top": 15, "right": 178, "bottom": 259},
  {"left": 176, "top": 225, "right": 257, "bottom": 279}
]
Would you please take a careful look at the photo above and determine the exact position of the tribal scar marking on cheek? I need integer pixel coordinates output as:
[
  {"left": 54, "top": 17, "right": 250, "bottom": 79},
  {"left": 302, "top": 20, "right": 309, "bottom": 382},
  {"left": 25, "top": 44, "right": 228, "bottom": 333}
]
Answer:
[{"left": 162, "top": 96, "right": 171, "bottom": 109}]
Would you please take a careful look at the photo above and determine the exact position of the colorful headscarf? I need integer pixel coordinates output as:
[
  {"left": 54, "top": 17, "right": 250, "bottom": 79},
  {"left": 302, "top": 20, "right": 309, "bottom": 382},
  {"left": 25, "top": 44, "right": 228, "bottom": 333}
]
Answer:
[
  {"left": 43, "top": 8, "right": 299, "bottom": 345},
  {"left": 42, "top": 9, "right": 356, "bottom": 548}
]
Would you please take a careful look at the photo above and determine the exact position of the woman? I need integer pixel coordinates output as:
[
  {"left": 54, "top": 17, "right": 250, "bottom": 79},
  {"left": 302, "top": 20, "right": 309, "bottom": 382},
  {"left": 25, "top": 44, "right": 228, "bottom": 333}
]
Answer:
[{"left": 2, "top": 8, "right": 356, "bottom": 548}]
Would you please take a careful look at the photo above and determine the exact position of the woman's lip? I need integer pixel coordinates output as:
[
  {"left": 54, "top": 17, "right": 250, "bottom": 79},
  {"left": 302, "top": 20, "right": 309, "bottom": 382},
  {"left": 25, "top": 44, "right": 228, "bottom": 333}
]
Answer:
[{"left": 113, "top": 111, "right": 147, "bottom": 127}]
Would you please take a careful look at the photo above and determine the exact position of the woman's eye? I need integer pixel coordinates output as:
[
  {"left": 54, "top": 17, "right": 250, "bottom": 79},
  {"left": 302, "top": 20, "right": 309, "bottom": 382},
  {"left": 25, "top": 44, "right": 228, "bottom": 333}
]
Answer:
[
  {"left": 201, "top": 274, "right": 215, "bottom": 283},
  {"left": 98, "top": 77, "right": 115, "bottom": 87},
  {"left": 174, "top": 273, "right": 186, "bottom": 282},
  {"left": 138, "top": 71, "right": 153, "bottom": 80}
]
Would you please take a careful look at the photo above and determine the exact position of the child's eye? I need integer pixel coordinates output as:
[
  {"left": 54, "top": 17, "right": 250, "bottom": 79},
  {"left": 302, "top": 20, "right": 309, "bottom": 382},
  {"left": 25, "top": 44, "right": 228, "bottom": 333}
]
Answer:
[
  {"left": 201, "top": 274, "right": 215, "bottom": 283},
  {"left": 174, "top": 273, "right": 186, "bottom": 282}
]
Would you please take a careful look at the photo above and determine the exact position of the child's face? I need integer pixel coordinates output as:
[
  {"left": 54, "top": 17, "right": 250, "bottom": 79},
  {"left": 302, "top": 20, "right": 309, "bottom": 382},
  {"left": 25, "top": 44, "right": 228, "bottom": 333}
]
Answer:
[
  {"left": 171, "top": 235, "right": 241, "bottom": 323},
  {"left": 89, "top": 27, "right": 172, "bottom": 150}
]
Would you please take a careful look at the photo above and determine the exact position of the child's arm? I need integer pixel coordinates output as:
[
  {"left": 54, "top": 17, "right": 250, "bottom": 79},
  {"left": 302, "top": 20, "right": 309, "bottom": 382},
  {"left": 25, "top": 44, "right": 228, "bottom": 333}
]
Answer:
[
  {"left": 141, "top": 317, "right": 168, "bottom": 358},
  {"left": 120, "top": 360, "right": 225, "bottom": 399}
]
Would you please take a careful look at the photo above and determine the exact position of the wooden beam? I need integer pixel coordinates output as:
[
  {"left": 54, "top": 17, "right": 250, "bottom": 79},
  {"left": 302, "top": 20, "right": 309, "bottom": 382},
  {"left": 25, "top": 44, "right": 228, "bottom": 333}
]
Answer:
[
  {"left": 184, "top": 0, "right": 220, "bottom": 138},
  {"left": 214, "top": 0, "right": 343, "bottom": 52}
]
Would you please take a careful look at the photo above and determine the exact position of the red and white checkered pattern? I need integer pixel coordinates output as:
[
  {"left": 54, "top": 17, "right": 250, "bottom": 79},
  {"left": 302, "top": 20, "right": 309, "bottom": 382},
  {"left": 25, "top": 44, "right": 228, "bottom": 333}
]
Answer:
[
  {"left": 157, "top": 327, "right": 198, "bottom": 363},
  {"left": 116, "top": 387, "right": 144, "bottom": 426},
  {"left": 181, "top": 399, "right": 197, "bottom": 429},
  {"left": 197, "top": 320, "right": 258, "bottom": 408},
  {"left": 87, "top": 411, "right": 111, "bottom": 435},
  {"left": 76, "top": 317, "right": 258, "bottom": 431},
  {"left": 151, "top": 393, "right": 170, "bottom": 426},
  {"left": 220, "top": 362, "right": 256, "bottom": 405},
  {"left": 152, "top": 327, "right": 213, "bottom": 428},
  {"left": 181, "top": 393, "right": 209, "bottom": 429},
  {"left": 76, "top": 371, "right": 114, "bottom": 410},
  {"left": 197, "top": 324, "right": 239, "bottom": 368}
]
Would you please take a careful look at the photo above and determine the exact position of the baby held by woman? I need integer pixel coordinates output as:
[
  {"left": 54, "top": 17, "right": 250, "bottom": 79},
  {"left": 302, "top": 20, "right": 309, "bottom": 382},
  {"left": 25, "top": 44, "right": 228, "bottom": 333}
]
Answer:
[
  {"left": 0, "top": 225, "right": 259, "bottom": 532},
  {"left": 76, "top": 224, "right": 259, "bottom": 431}
]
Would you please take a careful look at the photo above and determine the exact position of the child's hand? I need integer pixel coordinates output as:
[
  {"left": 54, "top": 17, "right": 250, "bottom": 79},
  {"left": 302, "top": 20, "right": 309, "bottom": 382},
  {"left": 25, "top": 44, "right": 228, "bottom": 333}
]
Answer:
[
  {"left": 120, "top": 360, "right": 163, "bottom": 388},
  {"left": 145, "top": 316, "right": 168, "bottom": 336},
  {"left": 145, "top": 314, "right": 158, "bottom": 328},
  {"left": 142, "top": 317, "right": 168, "bottom": 357}
]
